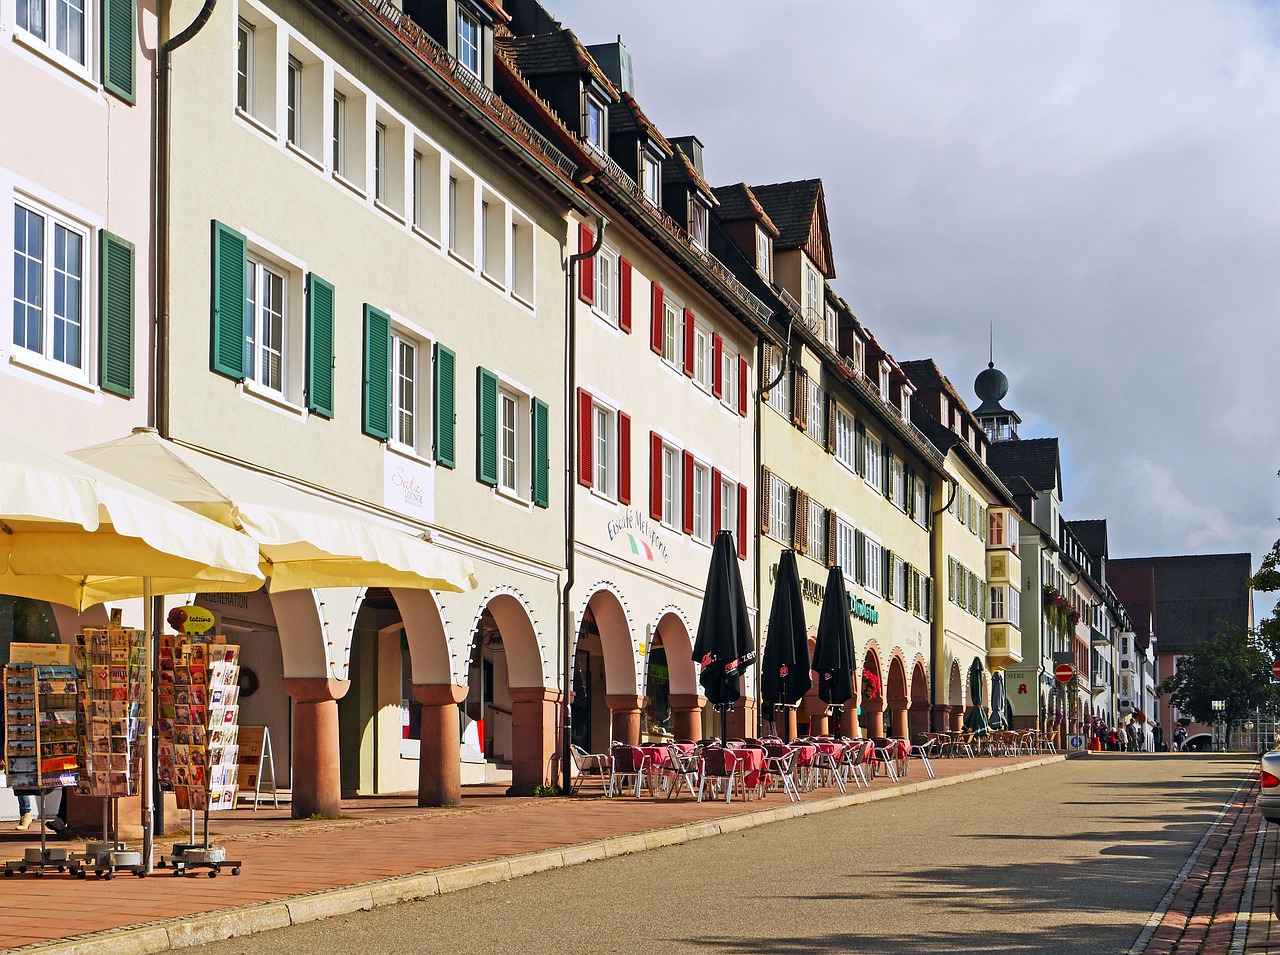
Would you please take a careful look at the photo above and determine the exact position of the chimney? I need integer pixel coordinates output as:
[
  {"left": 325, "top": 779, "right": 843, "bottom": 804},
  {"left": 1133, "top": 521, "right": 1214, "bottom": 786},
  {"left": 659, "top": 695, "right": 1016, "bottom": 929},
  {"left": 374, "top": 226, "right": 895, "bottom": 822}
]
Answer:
[
  {"left": 585, "top": 36, "right": 634, "bottom": 92},
  {"left": 669, "top": 135, "right": 704, "bottom": 175}
]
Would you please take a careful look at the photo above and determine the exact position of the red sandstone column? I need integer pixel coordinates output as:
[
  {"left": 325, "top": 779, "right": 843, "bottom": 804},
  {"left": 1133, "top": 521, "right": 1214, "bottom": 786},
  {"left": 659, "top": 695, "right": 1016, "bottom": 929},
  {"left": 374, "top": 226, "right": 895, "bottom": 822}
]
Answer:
[
  {"left": 508, "top": 687, "right": 561, "bottom": 794},
  {"left": 838, "top": 708, "right": 857, "bottom": 739},
  {"left": 890, "top": 705, "right": 909, "bottom": 738},
  {"left": 669, "top": 693, "right": 704, "bottom": 741},
  {"left": 803, "top": 689, "right": 828, "bottom": 736},
  {"left": 413, "top": 683, "right": 467, "bottom": 807},
  {"left": 283, "top": 677, "right": 350, "bottom": 819},
  {"left": 933, "top": 704, "right": 951, "bottom": 734},
  {"left": 908, "top": 704, "right": 929, "bottom": 739},
  {"left": 865, "top": 707, "right": 885, "bottom": 739},
  {"left": 949, "top": 708, "right": 964, "bottom": 732},
  {"left": 607, "top": 694, "right": 645, "bottom": 746}
]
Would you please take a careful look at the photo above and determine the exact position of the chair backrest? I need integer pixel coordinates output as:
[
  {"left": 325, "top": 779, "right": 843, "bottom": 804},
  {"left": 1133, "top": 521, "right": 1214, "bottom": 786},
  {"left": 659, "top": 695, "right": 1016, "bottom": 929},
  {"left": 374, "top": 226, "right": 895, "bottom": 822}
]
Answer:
[
  {"left": 764, "top": 743, "right": 790, "bottom": 759},
  {"left": 570, "top": 744, "right": 588, "bottom": 771},
  {"left": 666, "top": 743, "right": 691, "bottom": 770},
  {"left": 701, "top": 748, "right": 739, "bottom": 777},
  {"left": 611, "top": 744, "right": 643, "bottom": 773}
]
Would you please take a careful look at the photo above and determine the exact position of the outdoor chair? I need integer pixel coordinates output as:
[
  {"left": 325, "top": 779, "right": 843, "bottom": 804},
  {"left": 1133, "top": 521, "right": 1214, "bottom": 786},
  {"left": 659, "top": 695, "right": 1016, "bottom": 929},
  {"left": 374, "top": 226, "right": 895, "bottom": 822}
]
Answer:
[
  {"left": 812, "top": 742, "right": 846, "bottom": 794},
  {"left": 698, "top": 747, "right": 747, "bottom": 804},
  {"left": 664, "top": 743, "right": 700, "bottom": 800},
  {"left": 569, "top": 744, "right": 611, "bottom": 795},
  {"left": 888, "top": 738, "right": 911, "bottom": 778},
  {"left": 837, "top": 739, "right": 871, "bottom": 789},
  {"left": 871, "top": 738, "right": 899, "bottom": 782},
  {"left": 764, "top": 744, "right": 801, "bottom": 803},
  {"left": 608, "top": 743, "right": 652, "bottom": 798},
  {"left": 908, "top": 736, "right": 937, "bottom": 779}
]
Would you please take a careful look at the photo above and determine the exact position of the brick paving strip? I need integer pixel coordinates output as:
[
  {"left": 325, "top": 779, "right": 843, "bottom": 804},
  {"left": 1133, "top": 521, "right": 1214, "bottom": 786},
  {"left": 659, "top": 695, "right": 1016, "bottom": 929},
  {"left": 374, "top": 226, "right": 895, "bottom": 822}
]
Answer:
[
  {"left": 0, "top": 754, "right": 1060, "bottom": 954},
  {"left": 1129, "top": 762, "right": 1263, "bottom": 955}
]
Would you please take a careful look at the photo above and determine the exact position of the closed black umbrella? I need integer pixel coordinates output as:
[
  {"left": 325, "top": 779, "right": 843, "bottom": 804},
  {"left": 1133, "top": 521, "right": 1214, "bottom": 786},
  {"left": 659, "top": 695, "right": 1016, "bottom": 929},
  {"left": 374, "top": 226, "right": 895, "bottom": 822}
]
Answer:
[
  {"left": 693, "top": 530, "right": 757, "bottom": 742},
  {"left": 812, "top": 566, "right": 855, "bottom": 735},
  {"left": 761, "top": 550, "right": 812, "bottom": 741}
]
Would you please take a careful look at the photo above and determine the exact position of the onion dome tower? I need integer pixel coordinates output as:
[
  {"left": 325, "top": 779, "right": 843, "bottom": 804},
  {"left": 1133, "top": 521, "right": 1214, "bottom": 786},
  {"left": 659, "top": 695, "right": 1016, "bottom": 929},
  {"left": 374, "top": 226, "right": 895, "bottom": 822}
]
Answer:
[{"left": 974, "top": 361, "right": 1020, "bottom": 443}]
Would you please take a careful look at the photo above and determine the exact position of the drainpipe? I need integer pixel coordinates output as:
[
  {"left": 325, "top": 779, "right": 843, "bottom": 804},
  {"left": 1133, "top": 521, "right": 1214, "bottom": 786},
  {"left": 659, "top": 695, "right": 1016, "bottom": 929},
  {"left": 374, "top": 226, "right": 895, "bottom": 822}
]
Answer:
[
  {"left": 561, "top": 213, "right": 604, "bottom": 795},
  {"left": 155, "top": 0, "right": 217, "bottom": 437},
  {"left": 753, "top": 314, "right": 794, "bottom": 736},
  {"left": 929, "top": 473, "right": 958, "bottom": 731}
]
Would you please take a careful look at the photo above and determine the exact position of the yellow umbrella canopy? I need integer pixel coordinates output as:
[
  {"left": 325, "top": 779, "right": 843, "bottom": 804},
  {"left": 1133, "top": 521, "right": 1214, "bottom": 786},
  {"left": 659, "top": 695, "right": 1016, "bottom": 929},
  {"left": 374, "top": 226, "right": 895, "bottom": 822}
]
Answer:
[
  {"left": 0, "top": 427, "right": 264, "bottom": 610},
  {"left": 72, "top": 428, "right": 477, "bottom": 594}
]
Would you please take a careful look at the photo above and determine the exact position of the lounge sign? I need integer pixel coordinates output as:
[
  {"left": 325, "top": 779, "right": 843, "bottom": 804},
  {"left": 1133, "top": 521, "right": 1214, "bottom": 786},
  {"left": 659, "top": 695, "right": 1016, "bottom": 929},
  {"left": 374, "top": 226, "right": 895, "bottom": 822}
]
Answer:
[{"left": 769, "top": 564, "right": 879, "bottom": 625}]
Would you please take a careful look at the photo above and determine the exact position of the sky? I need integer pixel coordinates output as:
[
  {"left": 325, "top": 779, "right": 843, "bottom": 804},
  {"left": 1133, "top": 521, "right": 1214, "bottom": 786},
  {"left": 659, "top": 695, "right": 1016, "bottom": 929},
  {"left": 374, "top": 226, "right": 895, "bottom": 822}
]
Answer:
[{"left": 546, "top": 0, "right": 1280, "bottom": 613}]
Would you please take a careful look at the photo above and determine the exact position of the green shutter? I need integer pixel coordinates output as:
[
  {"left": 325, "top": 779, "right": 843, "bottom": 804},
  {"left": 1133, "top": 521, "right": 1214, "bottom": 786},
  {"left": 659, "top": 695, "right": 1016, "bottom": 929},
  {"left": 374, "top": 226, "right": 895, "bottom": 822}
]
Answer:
[
  {"left": 925, "top": 484, "right": 934, "bottom": 530},
  {"left": 854, "top": 529, "right": 865, "bottom": 585},
  {"left": 361, "top": 304, "right": 391, "bottom": 440},
  {"left": 476, "top": 367, "right": 498, "bottom": 486},
  {"left": 98, "top": 230, "right": 134, "bottom": 398},
  {"left": 433, "top": 343, "right": 456, "bottom": 468},
  {"left": 854, "top": 420, "right": 866, "bottom": 476},
  {"left": 101, "top": 0, "right": 135, "bottom": 103},
  {"left": 531, "top": 397, "right": 549, "bottom": 508},
  {"left": 210, "top": 221, "right": 247, "bottom": 380},
  {"left": 305, "top": 274, "right": 335, "bottom": 418}
]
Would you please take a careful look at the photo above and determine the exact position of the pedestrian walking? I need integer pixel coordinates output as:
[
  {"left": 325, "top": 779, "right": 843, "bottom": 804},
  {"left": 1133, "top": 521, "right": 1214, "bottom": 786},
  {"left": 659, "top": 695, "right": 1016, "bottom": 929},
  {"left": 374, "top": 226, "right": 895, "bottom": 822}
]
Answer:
[{"left": 1174, "top": 725, "right": 1188, "bottom": 752}]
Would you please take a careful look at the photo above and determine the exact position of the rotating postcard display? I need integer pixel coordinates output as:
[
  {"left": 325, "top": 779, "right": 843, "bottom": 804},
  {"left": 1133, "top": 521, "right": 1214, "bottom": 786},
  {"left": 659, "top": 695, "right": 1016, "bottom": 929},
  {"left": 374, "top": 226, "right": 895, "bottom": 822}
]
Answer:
[{"left": 76, "top": 627, "right": 148, "bottom": 798}]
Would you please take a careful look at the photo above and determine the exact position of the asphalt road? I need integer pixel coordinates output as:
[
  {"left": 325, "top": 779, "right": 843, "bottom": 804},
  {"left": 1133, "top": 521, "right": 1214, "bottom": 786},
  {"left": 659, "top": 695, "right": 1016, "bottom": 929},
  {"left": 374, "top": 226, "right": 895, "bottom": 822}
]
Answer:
[{"left": 200, "top": 754, "right": 1256, "bottom": 955}]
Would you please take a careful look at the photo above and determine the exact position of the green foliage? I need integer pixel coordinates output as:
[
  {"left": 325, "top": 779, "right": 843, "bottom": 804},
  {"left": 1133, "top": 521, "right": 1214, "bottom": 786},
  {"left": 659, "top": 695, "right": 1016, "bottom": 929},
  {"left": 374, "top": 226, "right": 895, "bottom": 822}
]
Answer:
[
  {"left": 532, "top": 784, "right": 562, "bottom": 797},
  {"left": 1157, "top": 623, "right": 1280, "bottom": 726}
]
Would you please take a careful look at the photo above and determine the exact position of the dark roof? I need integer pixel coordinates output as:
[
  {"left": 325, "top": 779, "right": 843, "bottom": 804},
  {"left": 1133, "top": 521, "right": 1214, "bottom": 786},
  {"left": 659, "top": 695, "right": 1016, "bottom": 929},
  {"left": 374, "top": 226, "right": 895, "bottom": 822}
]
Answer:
[
  {"left": 986, "top": 438, "right": 1062, "bottom": 497},
  {"left": 1067, "top": 519, "right": 1108, "bottom": 560},
  {"left": 1109, "top": 563, "right": 1157, "bottom": 647},
  {"left": 751, "top": 180, "right": 822, "bottom": 250},
  {"left": 1110, "top": 554, "right": 1254, "bottom": 654},
  {"left": 910, "top": 404, "right": 1017, "bottom": 508},
  {"left": 662, "top": 145, "right": 716, "bottom": 200},
  {"left": 498, "top": 31, "right": 620, "bottom": 98},
  {"left": 609, "top": 92, "right": 672, "bottom": 154},
  {"left": 1003, "top": 474, "right": 1038, "bottom": 498},
  {"left": 711, "top": 183, "right": 779, "bottom": 236}
]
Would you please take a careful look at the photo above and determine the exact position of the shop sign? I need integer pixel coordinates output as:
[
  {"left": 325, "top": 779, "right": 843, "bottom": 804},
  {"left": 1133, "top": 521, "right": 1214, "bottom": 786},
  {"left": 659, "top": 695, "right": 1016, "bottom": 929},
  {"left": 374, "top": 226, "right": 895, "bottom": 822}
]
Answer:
[
  {"left": 605, "top": 508, "right": 669, "bottom": 564},
  {"left": 383, "top": 454, "right": 434, "bottom": 522},
  {"left": 8, "top": 642, "right": 70, "bottom": 665},
  {"left": 768, "top": 564, "right": 879, "bottom": 624},
  {"left": 167, "top": 605, "right": 215, "bottom": 634}
]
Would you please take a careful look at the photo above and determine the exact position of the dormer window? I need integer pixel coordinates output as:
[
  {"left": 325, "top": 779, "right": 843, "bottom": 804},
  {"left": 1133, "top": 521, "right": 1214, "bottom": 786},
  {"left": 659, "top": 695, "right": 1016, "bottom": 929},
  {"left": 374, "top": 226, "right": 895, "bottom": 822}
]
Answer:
[
  {"left": 690, "top": 199, "right": 708, "bottom": 249},
  {"left": 756, "top": 226, "right": 772, "bottom": 279},
  {"left": 640, "top": 148, "right": 661, "bottom": 205},
  {"left": 899, "top": 386, "right": 911, "bottom": 419},
  {"left": 456, "top": 7, "right": 480, "bottom": 78},
  {"left": 878, "top": 362, "right": 890, "bottom": 399},
  {"left": 583, "top": 93, "right": 606, "bottom": 154},
  {"left": 824, "top": 302, "right": 837, "bottom": 348},
  {"left": 804, "top": 261, "right": 823, "bottom": 325},
  {"left": 848, "top": 336, "right": 864, "bottom": 376}
]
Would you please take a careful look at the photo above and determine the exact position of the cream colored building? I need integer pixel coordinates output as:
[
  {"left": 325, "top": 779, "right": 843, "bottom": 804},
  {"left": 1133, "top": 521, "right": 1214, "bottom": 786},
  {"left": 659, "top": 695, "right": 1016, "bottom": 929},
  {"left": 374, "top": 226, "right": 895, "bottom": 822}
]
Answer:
[{"left": 162, "top": 0, "right": 595, "bottom": 808}]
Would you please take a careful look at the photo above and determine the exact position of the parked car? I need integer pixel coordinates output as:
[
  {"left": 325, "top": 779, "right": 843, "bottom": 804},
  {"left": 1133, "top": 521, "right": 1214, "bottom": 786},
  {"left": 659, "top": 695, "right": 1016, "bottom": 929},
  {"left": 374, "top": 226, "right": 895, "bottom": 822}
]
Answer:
[{"left": 1257, "top": 750, "right": 1280, "bottom": 823}]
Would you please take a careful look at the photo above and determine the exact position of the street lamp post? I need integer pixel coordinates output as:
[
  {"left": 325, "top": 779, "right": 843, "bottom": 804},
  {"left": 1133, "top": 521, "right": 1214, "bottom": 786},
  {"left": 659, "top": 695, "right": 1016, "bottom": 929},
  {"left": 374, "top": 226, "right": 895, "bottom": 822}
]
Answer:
[{"left": 1211, "top": 700, "right": 1225, "bottom": 752}]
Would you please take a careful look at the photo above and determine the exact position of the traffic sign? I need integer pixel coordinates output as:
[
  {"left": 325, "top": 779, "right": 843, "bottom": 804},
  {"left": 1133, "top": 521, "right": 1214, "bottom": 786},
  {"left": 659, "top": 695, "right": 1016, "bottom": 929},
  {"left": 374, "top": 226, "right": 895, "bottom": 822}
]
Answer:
[
  {"left": 1271, "top": 659, "right": 1280, "bottom": 681},
  {"left": 1054, "top": 663, "right": 1075, "bottom": 683}
]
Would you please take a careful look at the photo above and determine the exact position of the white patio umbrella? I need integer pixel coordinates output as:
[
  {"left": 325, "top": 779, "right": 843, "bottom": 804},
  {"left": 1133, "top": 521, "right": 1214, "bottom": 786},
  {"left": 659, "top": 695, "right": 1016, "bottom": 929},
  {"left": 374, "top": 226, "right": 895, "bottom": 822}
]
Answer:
[
  {"left": 0, "top": 425, "right": 265, "bottom": 873},
  {"left": 72, "top": 429, "right": 477, "bottom": 593}
]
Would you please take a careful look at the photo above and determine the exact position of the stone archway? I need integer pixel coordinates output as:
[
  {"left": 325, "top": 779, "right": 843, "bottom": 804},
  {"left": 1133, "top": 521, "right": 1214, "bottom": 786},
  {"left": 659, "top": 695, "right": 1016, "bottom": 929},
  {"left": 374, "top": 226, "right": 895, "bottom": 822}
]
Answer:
[
  {"left": 886, "top": 655, "right": 909, "bottom": 738},
  {"left": 860, "top": 646, "right": 885, "bottom": 739},
  {"left": 650, "top": 608, "right": 701, "bottom": 741},
  {"left": 909, "top": 659, "right": 930, "bottom": 739},
  {"left": 947, "top": 659, "right": 965, "bottom": 732},
  {"left": 572, "top": 585, "right": 639, "bottom": 747}
]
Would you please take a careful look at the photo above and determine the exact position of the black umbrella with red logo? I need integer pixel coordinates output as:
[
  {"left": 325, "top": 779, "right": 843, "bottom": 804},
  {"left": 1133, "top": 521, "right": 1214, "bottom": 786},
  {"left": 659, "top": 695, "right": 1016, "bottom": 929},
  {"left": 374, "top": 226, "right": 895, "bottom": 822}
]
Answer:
[
  {"left": 693, "top": 530, "right": 757, "bottom": 743},
  {"left": 812, "top": 566, "right": 855, "bottom": 734},
  {"left": 761, "top": 550, "right": 812, "bottom": 741}
]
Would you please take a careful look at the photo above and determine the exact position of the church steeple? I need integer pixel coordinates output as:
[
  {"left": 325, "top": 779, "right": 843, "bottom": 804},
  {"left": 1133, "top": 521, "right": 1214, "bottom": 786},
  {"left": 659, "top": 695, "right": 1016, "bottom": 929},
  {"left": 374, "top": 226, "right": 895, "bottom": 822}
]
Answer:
[{"left": 974, "top": 361, "right": 1020, "bottom": 442}]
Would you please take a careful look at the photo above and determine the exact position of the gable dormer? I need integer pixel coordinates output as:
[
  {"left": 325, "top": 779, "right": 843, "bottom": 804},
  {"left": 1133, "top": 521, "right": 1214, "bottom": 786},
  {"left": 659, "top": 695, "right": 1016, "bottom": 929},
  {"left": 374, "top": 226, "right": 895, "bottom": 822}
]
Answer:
[
  {"left": 405, "top": 0, "right": 507, "bottom": 88},
  {"left": 711, "top": 182, "right": 779, "bottom": 282},
  {"left": 663, "top": 136, "right": 718, "bottom": 250},
  {"left": 750, "top": 180, "right": 836, "bottom": 329}
]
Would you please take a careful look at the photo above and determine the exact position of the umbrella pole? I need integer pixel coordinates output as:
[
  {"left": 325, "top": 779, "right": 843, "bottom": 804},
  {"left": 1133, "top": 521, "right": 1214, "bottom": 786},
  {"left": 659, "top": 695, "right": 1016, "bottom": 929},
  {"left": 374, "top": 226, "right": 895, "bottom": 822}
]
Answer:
[{"left": 141, "top": 578, "right": 154, "bottom": 875}]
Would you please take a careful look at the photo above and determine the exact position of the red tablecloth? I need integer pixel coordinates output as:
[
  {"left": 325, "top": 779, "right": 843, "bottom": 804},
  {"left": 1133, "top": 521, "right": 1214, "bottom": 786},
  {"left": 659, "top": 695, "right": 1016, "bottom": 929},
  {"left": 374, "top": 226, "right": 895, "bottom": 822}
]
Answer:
[
  {"left": 813, "top": 740, "right": 845, "bottom": 757},
  {"left": 638, "top": 745, "right": 672, "bottom": 769},
  {"left": 788, "top": 743, "right": 816, "bottom": 767},
  {"left": 727, "top": 746, "right": 769, "bottom": 790}
]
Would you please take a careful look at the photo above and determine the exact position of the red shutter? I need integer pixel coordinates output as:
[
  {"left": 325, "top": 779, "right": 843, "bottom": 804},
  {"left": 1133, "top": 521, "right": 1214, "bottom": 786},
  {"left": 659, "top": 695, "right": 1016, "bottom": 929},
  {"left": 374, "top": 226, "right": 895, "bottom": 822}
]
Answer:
[
  {"left": 650, "top": 282, "right": 664, "bottom": 355},
  {"left": 617, "top": 411, "right": 631, "bottom": 504},
  {"left": 618, "top": 257, "right": 632, "bottom": 333},
  {"left": 738, "top": 356, "right": 748, "bottom": 416},
  {"left": 683, "top": 308, "right": 695, "bottom": 377},
  {"left": 577, "top": 388, "right": 593, "bottom": 487},
  {"left": 682, "top": 450, "right": 694, "bottom": 534},
  {"left": 711, "top": 467, "right": 722, "bottom": 535},
  {"left": 712, "top": 334, "right": 724, "bottom": 398},
  {"left": 737, "top": 483, "right": 748, "bottom": 559},
  {"left": 649, "top": 431, "right": 663, "bottom": 520},
  {"left": 577, "top": 223, "right": 594, "bottom": 305}
]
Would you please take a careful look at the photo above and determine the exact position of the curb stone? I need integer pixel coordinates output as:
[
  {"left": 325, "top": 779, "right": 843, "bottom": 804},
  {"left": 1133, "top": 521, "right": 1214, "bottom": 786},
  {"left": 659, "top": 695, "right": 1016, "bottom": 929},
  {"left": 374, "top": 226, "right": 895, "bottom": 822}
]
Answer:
[{"left": 8, "top": 755, "right": 1064, "bottom": 955}]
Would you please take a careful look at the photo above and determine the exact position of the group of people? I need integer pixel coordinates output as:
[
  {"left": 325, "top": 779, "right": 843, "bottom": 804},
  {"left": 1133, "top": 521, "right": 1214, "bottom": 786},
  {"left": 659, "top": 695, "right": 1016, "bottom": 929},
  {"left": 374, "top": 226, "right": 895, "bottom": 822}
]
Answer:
[{"left": 1087, "top": 716, "right": 1157, "bottom": 752}]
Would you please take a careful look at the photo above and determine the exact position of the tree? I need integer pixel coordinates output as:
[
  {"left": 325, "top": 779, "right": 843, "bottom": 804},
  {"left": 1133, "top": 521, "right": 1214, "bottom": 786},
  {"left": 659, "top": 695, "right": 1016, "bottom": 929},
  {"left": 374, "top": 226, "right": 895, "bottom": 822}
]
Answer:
[
  {"left": 1256, "top": 536, "right": 1280, "bottom": 643},
  {"left": 1157, "top": 624, "right": 1280, "bottom": 742}
]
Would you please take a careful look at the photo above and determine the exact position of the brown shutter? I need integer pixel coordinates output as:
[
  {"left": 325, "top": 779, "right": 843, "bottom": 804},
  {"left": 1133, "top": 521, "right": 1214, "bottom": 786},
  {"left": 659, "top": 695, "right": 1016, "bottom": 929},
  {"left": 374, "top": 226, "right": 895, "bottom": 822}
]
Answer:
[
  {"left": 760, "top": 343, "right": 774, "bottom": 401},
  {"left": 825, "top": 394, "right": 836, "bottom": 454},
  {"left": 760, "top": 468, "right": 772, "bottom": 535},
  {"left": 826, "top": 508, "right": 837, "bottom": 568},
  {"left": 792, "top": 488, "right": 808, "bottom": 553},
  {"left": 792, "top": 366, "right": 807, "bottom": 428}
]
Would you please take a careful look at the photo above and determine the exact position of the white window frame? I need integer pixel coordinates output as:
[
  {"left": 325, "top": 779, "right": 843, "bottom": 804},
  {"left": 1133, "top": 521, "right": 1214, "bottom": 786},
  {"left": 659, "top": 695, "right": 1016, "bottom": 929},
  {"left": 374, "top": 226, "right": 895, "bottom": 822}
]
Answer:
[
  {"left": 804, "top": 261, "right": 823, "bottom": 327},
  {"left": 1010, "top": 587, "right": 1021, "bottom": 622},
  {"left": 286, "top": 55, "right": 303, "bottom": 147},
  {"left": 824, "top": 302, "right": 838, "bottom": 348},
  {"left": 592, "top": 400, "right": 616, "bottom": 500},
  {"left": 865, "top": 434, "right": 883, "bottom": 493},
  {"left": 891, "top": 457, "right": 905, "bottom": 510},
  {"left": 17, "top": 0, "right": 94, "bottom": 72},
  {"left": 641, "top": 149, "right": 661, "bottom": 206},
  {"left": 389, "top": 322, "right": 432, "bottom": 460},
  {"left": 807, "top": 497, "right": 826, "bottom": 564},
  {"left": 331, "top": 89, "right": 347, "bottom": 178},
  {"left": 693, "top": 322, "right": 712, "bottom": 392},
  {"left": 878, "top": 362, "right": 891, "bottom": 400},
  {"left": 690, "top": 200, "right": 709, "bottom": 250},
  {"left": 374, "top": 121, "right": 388, "bottom": 205},
  {"left": 10, "top": 198, "right": 92, "bottom": 382},
  {"left": 692, "top": 461, "right": 711, "bottom": 544},
  {"left": 863, "top": 534, "right": 883, "bottom": 596},
  {"left": 583, "top": 93, "right": 606, "bottom": 155},
  {"left": 593, "top": 245, "right": 618, "bottom": 326},
  {"left": 720, "top": 345, "right": 738, "bottom": 410},
  {"left": 719, "top": 474, "right": 737, "bottom": 539},
  {"left": 990, "top": 585, "right": 1006, "bottom": 622},
  {"left": 914, "top": 479, "right": 927, "bottom": 528},
  {"left": 456, "top": 6, "right": 481, "bottom": 78},
  {"left": 836, "top": 516, "right": 856, "bottom": 583},
  {"left": 237, "top": 18, "right": 255, "bottom": 113},
  {"left": 497, "top": 385, "right": 522, "bottom": 498},
  {"left": 661, "top": 443, "right": 680, "bottom": 529},
  {"left": 756, "top": 226, "right": 772, "bottom": 279},
  {"left": 767, "top": 475, "right": 792, "bottom": 546},
  {"left": 245, "top": 254, "right": 287, "bottom": 396},
  {"left": 766, "top": 347, "right": 790, "bottom": 418},
  {"left": 510, "top": 210, "right": 536, "bottom": 306},
  {"left": 893, "top": 556, "right": 909, "bottom": 609},
  {"left": 661, "top": 299, "right": 683, "bottom": 368},
  {"left": 834, "top": 406, "right": 854, "bottom": 471},
  {"left": 806, "top": 376, "right": 822, "bottom": 443}
]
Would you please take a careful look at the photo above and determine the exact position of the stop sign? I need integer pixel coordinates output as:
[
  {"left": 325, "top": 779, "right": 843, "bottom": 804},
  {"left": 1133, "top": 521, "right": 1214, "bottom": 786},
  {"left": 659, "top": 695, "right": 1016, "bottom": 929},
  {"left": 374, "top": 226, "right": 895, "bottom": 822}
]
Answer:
[
  {"left": 1054, "top": 663, "right": 1075, "bottom": 683},
  {"left": 1271, "top": 659, "right": 1280, "bottom": 680}
]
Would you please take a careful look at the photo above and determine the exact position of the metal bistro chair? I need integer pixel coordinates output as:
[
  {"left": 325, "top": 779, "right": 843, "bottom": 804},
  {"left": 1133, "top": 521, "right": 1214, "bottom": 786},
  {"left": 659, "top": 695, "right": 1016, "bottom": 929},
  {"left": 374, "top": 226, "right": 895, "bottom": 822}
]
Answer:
[
  {"left": 871, "top": 738, "right": 899, "bottom": 782},
  {"left": 813, "top": 741, "right": 847, "bottom": 794},
  {"left": 698, "top": 747, "right": 748, "bottom": 804},
  {"left": 608, "top": 743, "right": 652, "bottom": 798},
  {"left": 764, "top": 743, "right": 801, "bottom": 803},
  {"left": 837, "top": 739, "right": 872, "bottom": 790},
  {"left": 910, "top": 735, "right": 938, "bottom": 779},
  {"left": 664, "top": 743, "right": 700, "bottom": 800},
  {"left": 570, "top": 743, "right": 611, "bottom": 795}
]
